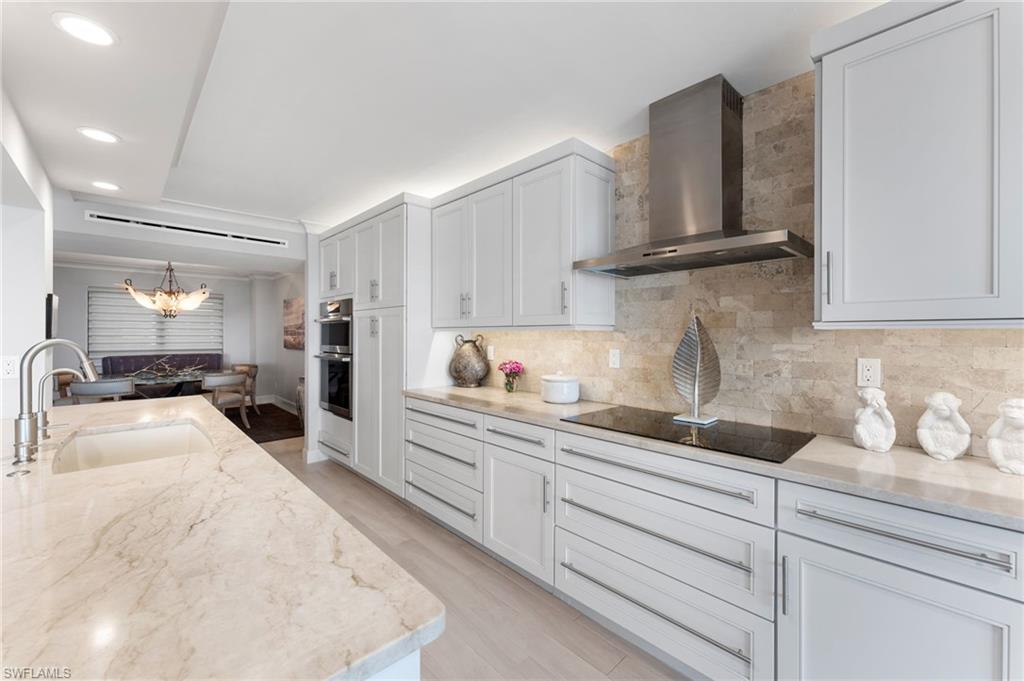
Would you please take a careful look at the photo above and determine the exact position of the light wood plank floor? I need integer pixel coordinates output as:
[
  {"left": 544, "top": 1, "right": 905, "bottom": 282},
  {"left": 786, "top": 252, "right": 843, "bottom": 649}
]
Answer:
[{"left": 261, "top": 437, "right": 684, "bottom": 681}]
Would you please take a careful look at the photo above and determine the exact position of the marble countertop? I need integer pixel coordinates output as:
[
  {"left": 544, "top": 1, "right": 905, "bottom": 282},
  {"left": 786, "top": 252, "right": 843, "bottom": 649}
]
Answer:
[
  {"left": 2, "top": 397, "right": 444, "bottom": 680},
  {"left": 406, "top": 387, "right": 1024, "bottom": 532}
]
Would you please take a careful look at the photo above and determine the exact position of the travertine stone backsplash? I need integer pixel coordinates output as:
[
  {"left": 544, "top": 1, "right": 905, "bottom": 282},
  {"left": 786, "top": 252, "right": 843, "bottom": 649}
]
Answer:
[{"left": 482, "top": 72, "right": 1023, "bottom": 452}]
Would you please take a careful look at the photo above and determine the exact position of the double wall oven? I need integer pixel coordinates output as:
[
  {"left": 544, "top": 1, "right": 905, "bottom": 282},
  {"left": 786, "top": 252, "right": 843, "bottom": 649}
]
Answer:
[{"left": 315, "top": 298, "right": 353, "bottom": 420}]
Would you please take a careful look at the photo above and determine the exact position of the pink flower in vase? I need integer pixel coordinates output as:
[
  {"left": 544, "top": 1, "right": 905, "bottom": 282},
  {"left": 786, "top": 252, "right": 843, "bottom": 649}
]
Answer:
[{"left": 498, "top": 360, "right": 524, "bottom": 392}]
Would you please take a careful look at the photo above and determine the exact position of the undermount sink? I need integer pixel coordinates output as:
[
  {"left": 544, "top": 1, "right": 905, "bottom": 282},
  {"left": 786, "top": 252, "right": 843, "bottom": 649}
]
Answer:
[{"left": 52, "top": 421, "right": 214, "bottom": 474}]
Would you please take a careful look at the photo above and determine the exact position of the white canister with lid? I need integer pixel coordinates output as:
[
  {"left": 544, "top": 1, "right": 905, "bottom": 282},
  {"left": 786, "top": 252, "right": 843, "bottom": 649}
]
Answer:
[{"left": 541, "top": 372, "right": 580, "bottom": 404}]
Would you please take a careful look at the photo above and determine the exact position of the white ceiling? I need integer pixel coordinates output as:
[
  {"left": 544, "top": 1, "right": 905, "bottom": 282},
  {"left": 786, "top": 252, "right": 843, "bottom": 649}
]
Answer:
[
  {"left": 4, "top": 1, "right": 879, "bottom": 230},
  {"left": 1, "top": 1, "right": 226, "bottom": 202}
]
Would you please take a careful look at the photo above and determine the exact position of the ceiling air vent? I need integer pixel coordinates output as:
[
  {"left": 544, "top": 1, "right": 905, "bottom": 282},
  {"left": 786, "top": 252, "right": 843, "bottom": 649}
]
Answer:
[{"left": 85, "top": 211, "right": 289, "bottom": 248}]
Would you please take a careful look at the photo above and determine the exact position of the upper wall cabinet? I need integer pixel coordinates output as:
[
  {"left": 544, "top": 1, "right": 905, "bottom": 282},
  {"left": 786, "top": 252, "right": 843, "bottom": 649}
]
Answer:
[
  {"left": 815, "top": 1, "right": 1022, "bottom": 327},
  {"left": 355, "top": 205, "right": 406, "bottom": 310},
  {"left": 432, "top": 143, "right": 615, "bottom": 329},
  {"left": 319, "top": 230, "right": 354, "bottom": 299}
]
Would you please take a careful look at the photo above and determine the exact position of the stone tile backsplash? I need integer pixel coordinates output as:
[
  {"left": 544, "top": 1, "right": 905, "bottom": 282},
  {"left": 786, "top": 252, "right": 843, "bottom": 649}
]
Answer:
[{"left": 481, "top": 72, "right": 1023, "bottom": 453}]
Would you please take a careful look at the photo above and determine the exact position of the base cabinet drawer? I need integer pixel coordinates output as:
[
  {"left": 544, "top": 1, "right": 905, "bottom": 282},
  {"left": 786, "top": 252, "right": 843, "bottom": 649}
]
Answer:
[
  {"left": 779, "top": 482, "right": 1024, "bottom": 602},
  {"left": 556, "top": 529, "right": 774, "bottom": 681},
  {"left": 318, "top": 429, "right": 352, "bottom": 467},
  {"left": 405, "top": 419, "right": 483, "bottom": 492},
  {"left": 557, "top": 432, "right": 776, "bottom": 526},
  {"left": 778, "top": 532, "right": 1024, "bottom": 681},
  {"left": 406, "top": 398, "right": 483, "bottom": 439},
  {"left": 557, "top": 465, "right": 776, "bottom": 619},
  {"left": 405, "top": 461, "right": 483, "bottom": 543},
  {"left": 484, "top": 415, "right": 555, "bottom": 461}
]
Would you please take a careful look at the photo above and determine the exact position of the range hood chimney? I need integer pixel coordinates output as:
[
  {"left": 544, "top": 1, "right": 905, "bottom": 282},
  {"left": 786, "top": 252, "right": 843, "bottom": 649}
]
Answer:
[{"left": 574, "top": 74, "right": 812, "bottom": 277}]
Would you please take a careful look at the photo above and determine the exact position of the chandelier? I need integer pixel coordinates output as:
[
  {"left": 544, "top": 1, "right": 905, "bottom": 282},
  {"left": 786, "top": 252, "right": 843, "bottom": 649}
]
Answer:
[{"left": 123, "top": 262, "right": 208, "bottom": 318}]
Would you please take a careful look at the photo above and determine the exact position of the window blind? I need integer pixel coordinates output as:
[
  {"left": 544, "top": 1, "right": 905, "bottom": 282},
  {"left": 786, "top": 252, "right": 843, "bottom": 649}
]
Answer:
[{"left": 87, "top": 286, "right": 224, "bottom": 362}]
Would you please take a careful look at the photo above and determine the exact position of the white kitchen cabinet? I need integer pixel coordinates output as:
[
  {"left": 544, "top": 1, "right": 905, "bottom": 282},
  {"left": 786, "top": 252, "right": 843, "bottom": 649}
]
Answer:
[
  {"left": 336, "top": 230, "right": 354, "bottom": 296},
  {"left": 483, "top": 443, "right": 555, "bottom": 584},
  {"left": 319, "top": 236, "right": 340, "bottom": 298},
  {"left": 431, "top": 182, "right": 513, "bottom": 328},
  {"left": 355, "top": 206, "right": 406, "bottom": 310},
  {"left": 777, "top": 532, "right": 1023, "bottom": 680},
  {"left": 354, "top": 307, "right": 405, "bottom": 495},
  {"left": 815, "top": 1, "right": 1023, "bottom": 326}
]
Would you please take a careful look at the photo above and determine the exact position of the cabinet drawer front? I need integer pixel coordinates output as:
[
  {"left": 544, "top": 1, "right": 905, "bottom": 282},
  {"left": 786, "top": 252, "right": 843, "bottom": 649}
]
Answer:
[
  {"left": 484, "top": 415, "right": 554, "bottom": 461},
  {"left": 556, "top": 529, "right": 774, "bottom": 681},
  {"left": 405, "top": 398, "right": 483, "bottom": 439},
  {"left": 779, "top": 482, "right": 1024, "bottom": 602},
  {"left": 405, "top": 419, "right": 483, "bottom": 492},
  {"left": 405, "top": 461, "right": 483, "bottom": 543},
  {"left": 557, "top": 466, "right": 776, "bottom": 619},
  {"left": 318, "top": 429, "right": 352, "bottom": 466},
  {"left": 556, "top": 432, "right": 775, "bottom": 526}
]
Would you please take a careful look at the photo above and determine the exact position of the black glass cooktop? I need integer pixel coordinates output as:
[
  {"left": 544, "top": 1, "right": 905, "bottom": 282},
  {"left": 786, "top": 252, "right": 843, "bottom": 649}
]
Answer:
[{"left": 562, "top": 406, "right": 815, "bottom": 463}]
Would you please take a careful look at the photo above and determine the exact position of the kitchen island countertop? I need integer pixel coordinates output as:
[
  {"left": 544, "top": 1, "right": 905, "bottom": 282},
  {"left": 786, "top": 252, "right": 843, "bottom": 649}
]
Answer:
[
  {"left": 405, "top": 386, "right": 1024, "bottom": 532},
  {"left": 2, "top": 396, "right": 444, "bottom": 680}
]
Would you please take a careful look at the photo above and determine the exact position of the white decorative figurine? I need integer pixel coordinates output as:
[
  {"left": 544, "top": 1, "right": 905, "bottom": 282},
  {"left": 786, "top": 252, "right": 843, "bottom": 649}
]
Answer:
[
  {"left": 853, "top": 387, "right": 896, "bottom": 453},
  {"left": 916, "top": 392, "right": 971, "bottom": 461},
  {"left": 987, "top": 398, "right": 1024, "bottom": 476}
]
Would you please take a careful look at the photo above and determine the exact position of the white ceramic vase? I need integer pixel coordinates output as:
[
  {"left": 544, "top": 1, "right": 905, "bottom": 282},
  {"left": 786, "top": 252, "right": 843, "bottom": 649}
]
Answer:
[
  {"left": 916, "top": 392, "right": 971, "bottom": 462},
  {"left": 853, "top": 387, "right": 896, "bottom": 453},
  {"left": 986, "top": 398, "right": 1024, "bottom": 476}
]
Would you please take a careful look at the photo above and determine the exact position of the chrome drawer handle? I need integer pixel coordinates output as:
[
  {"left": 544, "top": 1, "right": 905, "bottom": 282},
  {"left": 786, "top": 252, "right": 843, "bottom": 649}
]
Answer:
[
  {"left": 561, "top": 497, "right": 751, "bottom": 573},
  {"left": 407, "top": 406, "right": 477, "bottom": 428},
  {"left": 318, "top": 439, "right": 349, "bottom": 458},
  {"left": 559, "top": 446, "right": 754, "bottom": 504},
  {"left": 796, "top": 507, "right": 1015, "bottom": 573},
  {"left": 486, "top": 426, "right": 545, "bottom": 446},
  {"left": 314, "top": 354, "right": 351, "bottom": 362},
  {"left": 406, "top": 480, "right": 477, "bottom": 520},
  {"left": 560, "top": 561, "right": 750, "bottom": 664},
  {"left": 406, "top": 439, "right": 477, "bottom": 468}
]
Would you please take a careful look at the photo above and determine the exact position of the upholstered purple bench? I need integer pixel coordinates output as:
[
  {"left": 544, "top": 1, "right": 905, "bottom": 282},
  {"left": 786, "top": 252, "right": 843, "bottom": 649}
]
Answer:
[{"left": 101, "top": 353, "right": 223, "bottom": 376}]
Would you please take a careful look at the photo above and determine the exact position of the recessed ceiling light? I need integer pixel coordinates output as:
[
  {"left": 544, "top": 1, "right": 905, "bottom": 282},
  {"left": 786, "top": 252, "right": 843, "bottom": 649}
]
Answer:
[
  {"left": 92, "top": 181, "right": 120, "bottom": 191},
  {"left": 77, "top": 127, "right": 120, "bottom": 144},
  {"left": 51, "top": 12, "right": 117, "bottom": 46}
]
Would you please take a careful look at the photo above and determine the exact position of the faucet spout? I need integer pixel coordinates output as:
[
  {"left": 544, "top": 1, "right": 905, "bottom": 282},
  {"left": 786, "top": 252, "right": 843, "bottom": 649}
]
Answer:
[{"left": 13, "top": 338, "right": 98, "bottom": 464}]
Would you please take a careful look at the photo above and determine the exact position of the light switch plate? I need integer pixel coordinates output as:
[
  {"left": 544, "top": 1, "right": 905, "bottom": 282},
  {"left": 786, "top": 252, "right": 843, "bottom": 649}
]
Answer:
[
  {"left": 609, "top": 348, "right": 621, "bottom": 369},
  {"left": 857, "top": 358, "right": 882, "bottom": 388},
  {"left": 486, "top": 345, "right": 495, "bottom": 361}
]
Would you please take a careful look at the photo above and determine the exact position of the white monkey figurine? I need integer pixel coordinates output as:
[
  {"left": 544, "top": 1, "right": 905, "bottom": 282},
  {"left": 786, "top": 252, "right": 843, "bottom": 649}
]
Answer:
[
  {"left": 987, "top": 398, "right": 1024, "bottom": 476},
  {"left": 916, "top": 392, "right": 971, "bottom": 461},
  {"left": 853, "top": 387, "right": 896, "bottom": 453}
]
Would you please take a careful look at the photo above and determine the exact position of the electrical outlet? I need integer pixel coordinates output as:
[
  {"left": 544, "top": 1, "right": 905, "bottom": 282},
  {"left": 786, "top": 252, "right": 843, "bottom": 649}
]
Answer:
[
  {"left": 857, "top": 358, "right": 882, "bottom": 388},
  {"left": 2, "top": 357, "right": 17, "bottom": 379},
  {"left": 609, "top": 348, "right": 621, "bottom": 369},
  {"left": 486, "top": 345, "right": 495, "bottom": 361}
]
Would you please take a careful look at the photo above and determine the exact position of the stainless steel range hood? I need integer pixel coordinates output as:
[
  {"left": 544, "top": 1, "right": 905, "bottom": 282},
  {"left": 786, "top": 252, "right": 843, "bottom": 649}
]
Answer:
[{"left": 574, "top": 75, "right": 812, "bottom": 277}]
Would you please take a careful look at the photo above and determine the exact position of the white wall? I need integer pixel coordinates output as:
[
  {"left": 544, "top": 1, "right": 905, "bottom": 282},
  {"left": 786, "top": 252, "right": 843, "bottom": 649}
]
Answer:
[
  {"left": 52, "top": 264, "right": 254, "bottom": 371},
  {"left": 1, "top": 91, "right": 54, "bottom": 426},
  {"left": 250, "top": 272, "right": 306, "bottom": 407}
]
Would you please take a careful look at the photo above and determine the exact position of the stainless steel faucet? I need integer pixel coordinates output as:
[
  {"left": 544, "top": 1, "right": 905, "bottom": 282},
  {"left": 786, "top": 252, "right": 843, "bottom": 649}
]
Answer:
[
  {"left": 36, "top": 367, "right": 85, "bottom": 440},
  {"left": 13, "top": 338, "right": 98, "bottom": 464}
]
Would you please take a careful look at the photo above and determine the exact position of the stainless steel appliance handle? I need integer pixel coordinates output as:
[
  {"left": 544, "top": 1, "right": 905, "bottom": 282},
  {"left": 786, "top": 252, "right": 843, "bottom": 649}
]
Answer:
[
  {"left": 486, "top": 426, "right": 545, "bottom": 446},
  {"left": 560, "top": 562, "right": 750, "bottom": 664},
  {"left": 795, "top": 507, "right": 1015, "bottom": 572},
  {"left": 315, "top": 315, "right": 352, "bottom": 323},
  {"left": 407, "top": 406, "right": 477, "bottom": 428},
  {"left": 314, "top": 354, "right": 351, "bottom": 362},
  {"left": 406, "top": 480, "right": 477, "bottom": 520},
  {"left": 318, "top": 439, "right": 349, "bottom": 458},
  {"left": 559, "top": 446, "right": 755, "bottom": 504},
  {"left": 561, "top": 497, "right": 752, "bottom": 573},
  {"left": 406, "top": 439, "right": 477, "bottom": 468}
]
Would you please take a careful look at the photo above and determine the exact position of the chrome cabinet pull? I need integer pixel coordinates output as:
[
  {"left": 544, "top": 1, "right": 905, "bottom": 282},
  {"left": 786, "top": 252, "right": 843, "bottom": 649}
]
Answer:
[
  {"left": 328, "top": 271, "right": 337, "bottom": 289},
  {"left": 780, "top": 555, "right": 788, "bottom": 615},
  {"left": 407, "top": 480, "right": 477, "bottom": 520},
  {"left": 318, "top": 439, "right": 349, "bottom": 458},
  {"left": 561, "top": 497, "right": 752, "bottom": 573},
  {"left": 459, "top": 293, "right": 465, "bottom": 318},
  {"left": 406, "top": 439, "right": 477, "bottom": 468},
  {"left": 543, "top": 475, "right": 550, "bottom": 512},
  {"left": 486, "top": 426, "right": 545, "bottom": 446},
  {"left": 407, "top": 406, "right": 478, "bottom": 429},
  {"left": 824, "top": 251, "right": 833, "bottom": 306},
  {"left": 795, "top": 507, "right": 1015, "bottom": 572},
  {"left": 560, "top": 281, "right": 568, "bottom": 314},
  {"left": 559, "top": 446, "right": 755, "bottom": 504},
  {"left": 465, "top": 293, "right": 472, "bottom": 318},
  {"left": 560, "top": 561, "right": 750, "bottom": 664}
]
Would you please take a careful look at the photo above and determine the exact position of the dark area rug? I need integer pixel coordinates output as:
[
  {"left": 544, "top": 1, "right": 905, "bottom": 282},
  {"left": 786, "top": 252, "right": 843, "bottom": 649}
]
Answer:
[{"left": 225, "top": 403, "right": 304, "bottom": 443}]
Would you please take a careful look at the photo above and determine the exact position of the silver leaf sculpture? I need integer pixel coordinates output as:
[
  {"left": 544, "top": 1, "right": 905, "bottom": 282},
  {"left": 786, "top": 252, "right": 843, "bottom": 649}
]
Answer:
[{"left": 671, "top": 314, "right": 721, "bottom": 426}]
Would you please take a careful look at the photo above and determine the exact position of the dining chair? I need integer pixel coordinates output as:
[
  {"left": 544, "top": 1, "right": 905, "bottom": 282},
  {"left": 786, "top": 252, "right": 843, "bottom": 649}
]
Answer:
[
  {"left": 56, "top": 372, "right": 76, "bottom": 399},
  {"left": 69, "top": 377, "right": 136, "bottom": 404},
  {"left": 202, "top": 372, "right": 250, "bottom": 428},
  {"left": 231, "top": 363, "right": 260, "bottom": 415}
]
